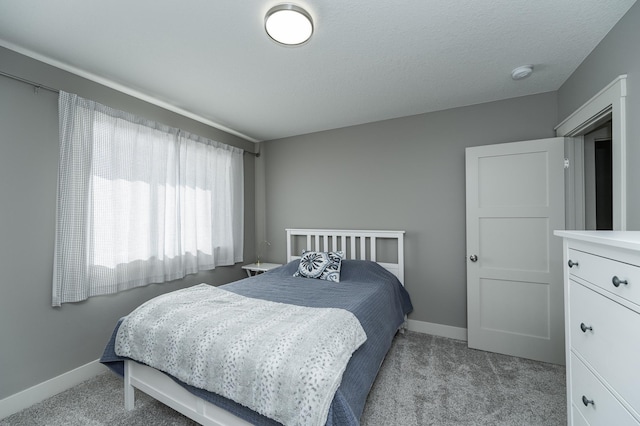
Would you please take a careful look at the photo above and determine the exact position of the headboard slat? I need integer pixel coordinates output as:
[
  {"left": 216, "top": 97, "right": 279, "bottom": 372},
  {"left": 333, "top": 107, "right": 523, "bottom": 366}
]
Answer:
[
  {"left": 371, "top": 237, "right": 377, "bottom": 261},
  {"left": 350, "top": 237, "right": 356, "bottom": 260}
]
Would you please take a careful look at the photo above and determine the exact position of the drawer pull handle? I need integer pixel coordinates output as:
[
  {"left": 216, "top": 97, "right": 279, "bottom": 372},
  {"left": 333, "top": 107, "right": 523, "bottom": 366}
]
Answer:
[
  {"left": 612, "top": 276, "right": 628, "bottom": 287},
  {"left": 568, "top": 260, "right": 579, "bottom": 268},
  {"left": 580, "top": 323, "right": 593, "bottom": 333},
  {"left": 582, "top": 395, "right": 595, "bottom": 407}
]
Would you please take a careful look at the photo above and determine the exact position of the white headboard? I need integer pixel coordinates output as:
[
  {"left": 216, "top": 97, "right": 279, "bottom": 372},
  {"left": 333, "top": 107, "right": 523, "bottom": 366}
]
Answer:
[{"left": 286, "top": 228, "right": 405, "bottom": 285}]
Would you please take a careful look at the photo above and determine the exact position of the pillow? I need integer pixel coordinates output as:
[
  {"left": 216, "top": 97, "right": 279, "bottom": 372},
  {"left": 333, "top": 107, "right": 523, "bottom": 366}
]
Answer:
[{"left": 294, "top": 250, "right": 344, "bottom": 282}]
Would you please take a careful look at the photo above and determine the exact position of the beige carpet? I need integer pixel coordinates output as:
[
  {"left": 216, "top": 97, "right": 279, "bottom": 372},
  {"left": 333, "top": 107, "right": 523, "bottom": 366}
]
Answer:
[{"left": 1, "top": 331, "right": 565, "bottom": 425}]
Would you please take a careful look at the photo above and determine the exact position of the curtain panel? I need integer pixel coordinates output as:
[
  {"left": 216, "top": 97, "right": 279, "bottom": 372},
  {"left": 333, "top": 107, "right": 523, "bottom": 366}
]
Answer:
[{"left": 53, "top": 92, "right": 244, "bottom": 306}]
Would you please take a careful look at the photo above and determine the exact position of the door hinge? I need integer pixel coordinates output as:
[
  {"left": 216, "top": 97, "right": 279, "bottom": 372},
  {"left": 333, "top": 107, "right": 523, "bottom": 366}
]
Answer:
[{"left": 564, "top": 158, "right": 570, "bottom": 169}]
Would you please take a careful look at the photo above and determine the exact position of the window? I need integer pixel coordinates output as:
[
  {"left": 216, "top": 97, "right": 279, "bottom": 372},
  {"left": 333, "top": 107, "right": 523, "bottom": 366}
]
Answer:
[{"left": 52, "top": 92, "right": 243, "bottom": 306}]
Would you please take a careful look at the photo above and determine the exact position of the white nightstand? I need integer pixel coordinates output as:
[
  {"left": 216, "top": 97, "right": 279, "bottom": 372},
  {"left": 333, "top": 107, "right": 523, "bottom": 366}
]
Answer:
[{"left": 242, "top": 262, "right": 282, "bottom": 277}]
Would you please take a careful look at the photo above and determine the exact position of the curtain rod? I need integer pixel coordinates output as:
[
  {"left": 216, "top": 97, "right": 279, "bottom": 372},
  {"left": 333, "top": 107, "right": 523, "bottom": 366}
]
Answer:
[
  {"left": 1, "top": 69, "right": 261, "bottom": 156},
  {"left": 0, "top": 70, "right": 59, "bottom": 94},
  {"left": 245, "top": 146, "right": 260, "bottom": 157}
]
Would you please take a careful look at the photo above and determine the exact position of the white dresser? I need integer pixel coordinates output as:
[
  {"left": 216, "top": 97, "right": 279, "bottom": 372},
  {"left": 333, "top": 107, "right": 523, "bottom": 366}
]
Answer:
[{"left": 555, "top": 231, "right": 640, "bottom": 425}]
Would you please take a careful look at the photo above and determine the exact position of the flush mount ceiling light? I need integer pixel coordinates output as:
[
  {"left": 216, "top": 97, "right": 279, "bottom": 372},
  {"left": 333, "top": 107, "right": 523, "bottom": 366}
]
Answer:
[
  {"left": 265, "top": 4, "right": 313, "bottom": 46},
  {"left": 511, "top": 65, "right": 534, "bottom": 80}
]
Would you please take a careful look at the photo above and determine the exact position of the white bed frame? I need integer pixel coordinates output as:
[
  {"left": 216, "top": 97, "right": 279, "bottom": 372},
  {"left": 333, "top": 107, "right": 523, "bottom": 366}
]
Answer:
[{"left": 123, "top": 229, "right": 405, "bottom": 426}]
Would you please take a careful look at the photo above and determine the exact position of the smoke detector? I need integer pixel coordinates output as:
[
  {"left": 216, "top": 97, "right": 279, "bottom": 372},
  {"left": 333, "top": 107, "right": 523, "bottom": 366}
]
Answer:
[{"left": 511, "top": 65, "right": 534, "bottom": 80}]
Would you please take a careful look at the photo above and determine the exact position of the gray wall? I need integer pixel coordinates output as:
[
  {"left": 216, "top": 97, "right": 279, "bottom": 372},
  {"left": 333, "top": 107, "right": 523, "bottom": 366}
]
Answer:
[
  {"left": 260, "top": 92, "right": 558, "bottom": 329},
  {"left": 0, "top": 46, "right": 256, "bottom": 400},
  {"left": 558, "top": 1, "right": 640, "bottom": 230}
]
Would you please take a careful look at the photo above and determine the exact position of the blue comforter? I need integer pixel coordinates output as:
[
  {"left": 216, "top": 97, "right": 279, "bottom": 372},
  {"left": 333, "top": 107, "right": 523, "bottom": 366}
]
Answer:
[{"left": 100, "top": 259, "right": 413, "bottom": 425}]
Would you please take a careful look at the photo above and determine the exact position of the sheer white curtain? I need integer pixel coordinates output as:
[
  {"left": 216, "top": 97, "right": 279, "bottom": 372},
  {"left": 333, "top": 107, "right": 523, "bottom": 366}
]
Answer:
[{"left": 53, "top": 92, "right": 243, "bottom": 306}]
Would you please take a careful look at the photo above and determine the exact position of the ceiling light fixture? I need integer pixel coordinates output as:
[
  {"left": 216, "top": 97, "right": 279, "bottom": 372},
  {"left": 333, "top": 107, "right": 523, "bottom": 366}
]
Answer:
[
  {"left": 265, "top": 4, "right": 313, "bottom": 46},
  {"left": 511, "top": 65, "right": 534, "bottom": 80}
]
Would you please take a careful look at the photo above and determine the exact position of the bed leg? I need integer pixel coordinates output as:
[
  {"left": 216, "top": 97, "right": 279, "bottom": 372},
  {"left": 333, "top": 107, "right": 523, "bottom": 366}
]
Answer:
[
  {"left": 124, "top": 361, "right": 135, "bottom": 411},
  {"left": 399, "top": 316, "right": 408, "bottom": 334}
]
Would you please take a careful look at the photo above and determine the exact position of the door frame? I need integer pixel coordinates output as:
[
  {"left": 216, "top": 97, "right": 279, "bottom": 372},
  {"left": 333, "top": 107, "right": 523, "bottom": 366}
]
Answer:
[{"left": 555, "top": 75, "right": 627, "bottom": 230}]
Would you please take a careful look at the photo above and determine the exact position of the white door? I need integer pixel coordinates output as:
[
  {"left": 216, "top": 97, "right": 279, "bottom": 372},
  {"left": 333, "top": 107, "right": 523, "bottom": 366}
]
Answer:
[{"left": 465, "top": 138, "right": 565, "bottom": 364}]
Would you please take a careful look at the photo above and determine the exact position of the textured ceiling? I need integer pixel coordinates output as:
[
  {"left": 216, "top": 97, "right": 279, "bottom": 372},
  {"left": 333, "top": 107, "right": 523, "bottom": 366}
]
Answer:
[{"left": 0, "top": 0, "right": 636, "bottom": 142}]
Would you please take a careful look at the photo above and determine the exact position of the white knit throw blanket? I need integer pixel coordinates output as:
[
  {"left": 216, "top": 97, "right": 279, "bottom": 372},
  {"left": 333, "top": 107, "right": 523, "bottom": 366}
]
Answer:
[{"left": 115, "top": 284, "right": 367, "bottom": 426}]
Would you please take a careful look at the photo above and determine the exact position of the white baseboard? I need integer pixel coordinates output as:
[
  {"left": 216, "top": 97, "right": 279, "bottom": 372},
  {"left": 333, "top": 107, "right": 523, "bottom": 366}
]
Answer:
[
  {"left": 407, "top": 319, "right": 468, "bottom": 341},
  {"left": 0, "top": 359, "right": 107, "bottom": 420}
]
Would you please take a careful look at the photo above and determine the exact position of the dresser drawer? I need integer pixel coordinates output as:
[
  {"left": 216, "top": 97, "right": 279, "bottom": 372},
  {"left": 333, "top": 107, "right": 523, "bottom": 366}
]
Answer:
[
  {"left": 569, "top": 281, "right": 640, "bottom": 415},
  {"left": 571, "top": 406, "right": 590, "bottom": 426},
  {"left": 568, "top": 249, "right": 640, "bottom": 307},
  {"left": 570, "top": 353, "right": 638, "bottom": 425}
]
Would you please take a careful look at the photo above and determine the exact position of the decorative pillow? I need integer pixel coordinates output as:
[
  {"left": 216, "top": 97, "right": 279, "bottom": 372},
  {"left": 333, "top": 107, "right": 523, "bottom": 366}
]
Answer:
[{"left": 294, "top": 250, "right": 344, "bottom": 282}]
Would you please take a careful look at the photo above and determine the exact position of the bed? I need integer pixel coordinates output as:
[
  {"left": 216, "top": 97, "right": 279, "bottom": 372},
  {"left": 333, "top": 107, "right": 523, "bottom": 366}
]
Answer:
[{"left": 100, "top": 229, "right": 413, "bottom": 425}]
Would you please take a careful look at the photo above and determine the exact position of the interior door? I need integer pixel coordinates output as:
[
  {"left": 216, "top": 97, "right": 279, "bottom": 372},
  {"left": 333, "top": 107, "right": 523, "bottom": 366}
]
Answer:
[{"left": 465, "top": 138, "right": 565, "bottom": 364}]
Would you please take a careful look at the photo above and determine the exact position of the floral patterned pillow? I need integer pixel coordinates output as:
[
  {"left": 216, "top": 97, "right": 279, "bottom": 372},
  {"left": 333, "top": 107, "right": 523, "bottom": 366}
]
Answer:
[{"left": 294, "top": 251, "right": 344, "bottom": 282}]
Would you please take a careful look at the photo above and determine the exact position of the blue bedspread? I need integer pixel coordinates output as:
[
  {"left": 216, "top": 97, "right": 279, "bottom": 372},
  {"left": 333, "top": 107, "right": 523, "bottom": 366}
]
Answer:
[{"left": 100, "top": 259, "right": 413, "bottom": 425}]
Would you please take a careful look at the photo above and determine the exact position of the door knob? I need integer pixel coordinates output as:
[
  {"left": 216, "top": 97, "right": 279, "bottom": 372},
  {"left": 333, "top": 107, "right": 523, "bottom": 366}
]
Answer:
[{"left": 469, "top": 255, "right": 478, "bottom": 262}]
